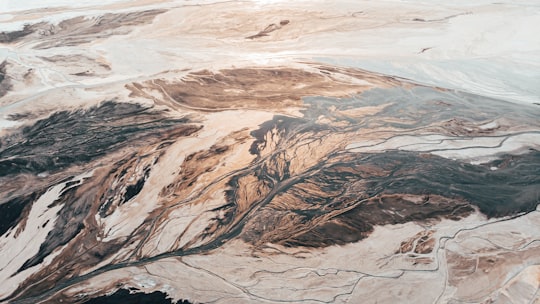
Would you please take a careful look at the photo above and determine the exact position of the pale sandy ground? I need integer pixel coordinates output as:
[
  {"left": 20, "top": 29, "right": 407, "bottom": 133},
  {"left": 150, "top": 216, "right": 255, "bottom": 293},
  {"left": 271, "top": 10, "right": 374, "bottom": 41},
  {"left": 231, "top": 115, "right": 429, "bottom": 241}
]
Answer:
[
  {"left": 1, "top": 1, "right": 539, "bottom": 303},
  {"left": 347, "top": 132, "right": 540, "bottom": 164},
  {"left": 0, "top": 171, "right": 94, "bottom": 298},
  {"left": 59, "top": 208, "right": 540, "bottom": 304},
  {"left": 1, "top": 0, "right": 539, "bottom": 111},
  {"left": 98, "top": 110, "right": 273, "bottom": 242}
]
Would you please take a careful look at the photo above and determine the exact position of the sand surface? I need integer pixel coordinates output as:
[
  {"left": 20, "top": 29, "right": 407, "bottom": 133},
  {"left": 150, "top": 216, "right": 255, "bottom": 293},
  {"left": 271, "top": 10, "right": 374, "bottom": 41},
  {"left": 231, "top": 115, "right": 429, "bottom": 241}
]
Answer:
[{"left": 1, "top": 1, "right": 539, "bottom": 303}]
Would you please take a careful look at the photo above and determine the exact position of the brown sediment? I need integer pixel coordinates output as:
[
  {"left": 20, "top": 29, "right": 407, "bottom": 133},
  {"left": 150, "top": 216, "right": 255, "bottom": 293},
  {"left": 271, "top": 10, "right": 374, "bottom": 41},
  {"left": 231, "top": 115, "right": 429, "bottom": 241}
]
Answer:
[
  {"left": 158, "top": 127, "right": 253, "bottom": 201},
  {"left": 38, "top": 54, "right": 112, "bottom": 78},
  {"left": 40, "top": 55, "right": 111, "bottom": 71},
  {"left": 397, "top": 230, "right": 436, "bottom": 254},
  {"left": 241, "top": 193, "right": 473, "bottom": 248},
  {"left": 0, "top": 10, "right": 166, "bottom": 49},
  {"left": 159, "top": 144, "right": 229, "bottom": 198},
  {"left": 246, "top": 19, "right": 290, "bottom": 39},
  {"left": 411, "top": 257, "right": 434, "bottom": 265},
  {"left": 2, "top": 59, "right": 540, "bottom": 304},
  {"left": 7, "top": 125, "right": 200, "bottom": 301},
  {"left": 446, "top": 245, "right": 540, "bottom": 302},
  {"left": 427, "top": 117, "right": 507, "bottom": 137},
  {"left": 0, "top": 0, "right": 539, "bottom": 302},
  {"left": 126, "top": 65, "right": 400, "bottom": 111},
  {"left": 0, "top": 101, "right": 200, "bottom": 177}
]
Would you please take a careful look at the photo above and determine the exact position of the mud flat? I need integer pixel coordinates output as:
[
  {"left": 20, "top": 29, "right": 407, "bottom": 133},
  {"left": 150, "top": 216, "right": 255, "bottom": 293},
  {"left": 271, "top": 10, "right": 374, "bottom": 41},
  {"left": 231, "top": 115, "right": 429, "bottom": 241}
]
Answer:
[{"left": 1, "top": 1, "right": 539, "bottom": 303}]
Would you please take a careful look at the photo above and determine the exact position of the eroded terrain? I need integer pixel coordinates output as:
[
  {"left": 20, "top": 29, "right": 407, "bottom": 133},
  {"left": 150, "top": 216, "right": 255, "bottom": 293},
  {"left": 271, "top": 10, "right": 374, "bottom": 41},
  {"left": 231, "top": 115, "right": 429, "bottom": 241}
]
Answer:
[{"left": 1, "top": 0, "right": 539, "bottom": 303}]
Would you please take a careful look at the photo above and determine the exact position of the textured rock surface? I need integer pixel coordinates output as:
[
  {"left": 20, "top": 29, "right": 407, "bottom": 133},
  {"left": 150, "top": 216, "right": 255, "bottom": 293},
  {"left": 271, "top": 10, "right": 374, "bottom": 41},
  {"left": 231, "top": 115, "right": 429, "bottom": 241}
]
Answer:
[{"left": 1, "top": 1, "right": 539, "bottom": 303}]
